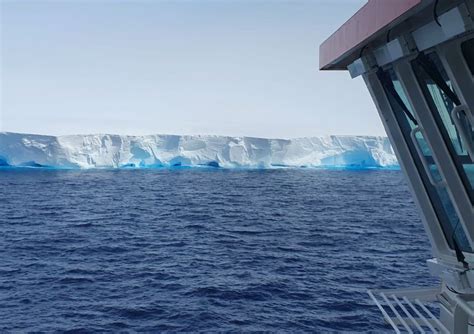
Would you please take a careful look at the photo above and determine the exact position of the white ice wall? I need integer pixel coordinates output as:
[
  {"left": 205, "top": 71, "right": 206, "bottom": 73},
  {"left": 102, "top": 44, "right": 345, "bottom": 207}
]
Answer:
[{"left": 0, "top": 132, "right": 398, "bottom": 168}]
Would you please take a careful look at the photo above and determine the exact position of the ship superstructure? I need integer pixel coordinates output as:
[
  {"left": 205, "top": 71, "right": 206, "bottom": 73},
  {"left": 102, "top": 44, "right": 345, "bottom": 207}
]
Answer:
[{"left": 320, "top": 0, "right": 474, "bottom": 332}]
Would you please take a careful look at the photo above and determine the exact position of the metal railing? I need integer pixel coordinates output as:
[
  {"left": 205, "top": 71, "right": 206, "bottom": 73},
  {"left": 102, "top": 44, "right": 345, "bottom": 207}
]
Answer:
[{"left": 368, "top": 286, "right": 449, "bottom": 333}]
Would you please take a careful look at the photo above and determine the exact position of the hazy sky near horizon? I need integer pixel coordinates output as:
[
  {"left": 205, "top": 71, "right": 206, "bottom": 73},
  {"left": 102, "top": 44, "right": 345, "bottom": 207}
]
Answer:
[{"left": 1, "top": 0, "right": 384, "bottom": 138}]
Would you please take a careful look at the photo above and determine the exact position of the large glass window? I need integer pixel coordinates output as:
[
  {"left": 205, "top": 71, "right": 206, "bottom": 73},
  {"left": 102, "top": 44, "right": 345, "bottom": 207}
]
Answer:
[
  {"left": 461, "top": 39, "right": 474, "bottom": 186},
  {"left": 462, "top": 38, "right": 474, "bottom": 75},
  {"left": 412, "top": 52, "right": 474, "bottom": 203},
  {"left": 378, "top": 68, "right": 471, "bottom": 253}
]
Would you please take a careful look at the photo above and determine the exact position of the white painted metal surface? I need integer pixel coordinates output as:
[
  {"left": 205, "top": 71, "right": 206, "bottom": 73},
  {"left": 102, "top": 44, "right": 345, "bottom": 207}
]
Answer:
[{"left": 368, "top": 287, "right": 449, "bottom": 333}]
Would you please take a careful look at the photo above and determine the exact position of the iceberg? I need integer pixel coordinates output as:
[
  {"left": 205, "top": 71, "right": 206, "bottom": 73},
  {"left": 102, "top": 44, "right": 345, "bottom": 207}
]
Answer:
[{"left": 0, "top": 132, "right": 398, "bottom": 169}]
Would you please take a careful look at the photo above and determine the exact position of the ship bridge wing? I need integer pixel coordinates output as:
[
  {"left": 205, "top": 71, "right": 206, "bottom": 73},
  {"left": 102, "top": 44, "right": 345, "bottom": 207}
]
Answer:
[{"left": 320, "top": 0, "right": 474, "bottom": 332}]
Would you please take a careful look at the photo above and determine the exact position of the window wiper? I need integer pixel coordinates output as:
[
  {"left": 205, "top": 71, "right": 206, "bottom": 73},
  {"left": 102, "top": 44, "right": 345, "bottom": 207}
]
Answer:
[
  {"left": 377, "top": 69, "right": 419, "bottom": 126},
  {"left": 414, "top": 53, "right": 461, "bottom": 106},
  {"left": 414, "top": 53, "right": 471, "bottom": 154}
]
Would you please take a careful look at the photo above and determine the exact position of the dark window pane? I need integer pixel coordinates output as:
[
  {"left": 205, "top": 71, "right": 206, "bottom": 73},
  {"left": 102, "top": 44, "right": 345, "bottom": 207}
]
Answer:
[{"left": 462, "top": 38, "right": 474, "bottom": 75}]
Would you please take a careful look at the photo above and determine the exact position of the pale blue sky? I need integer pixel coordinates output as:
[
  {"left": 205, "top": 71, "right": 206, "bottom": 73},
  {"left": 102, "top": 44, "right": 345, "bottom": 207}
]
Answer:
[{"left": 0, "top": 0, "right": 383, "bottom": 138}]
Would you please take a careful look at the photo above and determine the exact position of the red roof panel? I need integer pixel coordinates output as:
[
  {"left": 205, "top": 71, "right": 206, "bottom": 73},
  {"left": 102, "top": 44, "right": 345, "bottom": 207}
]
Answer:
[{"left": 319, "top": 0, "right": 423, "bottom": 70}]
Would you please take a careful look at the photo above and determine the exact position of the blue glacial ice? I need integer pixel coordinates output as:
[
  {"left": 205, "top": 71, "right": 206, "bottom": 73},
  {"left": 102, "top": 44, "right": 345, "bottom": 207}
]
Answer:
[{"left": 0, "top": 132, "right": 398, "bottom": 169}]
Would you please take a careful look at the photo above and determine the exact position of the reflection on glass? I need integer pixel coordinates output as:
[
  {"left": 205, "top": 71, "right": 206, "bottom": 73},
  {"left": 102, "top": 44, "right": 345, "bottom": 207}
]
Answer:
[
  {"left": 382, "top": 68, "right": 472, "bottom": 252},
  {"left": 391, "top": 72, "right": 431, "bottom": 156},
  {"left": 424, "top": 54, "right": 464, "bottom": 154},
  {"left": 465, "top": 164, "right": 474, "bottom": 186},
  {"left": 461, "top": 38, "right": 474, "bottom": 187},
  {"left": 412, "top": 52, "right": 474, "bottom": 202}
]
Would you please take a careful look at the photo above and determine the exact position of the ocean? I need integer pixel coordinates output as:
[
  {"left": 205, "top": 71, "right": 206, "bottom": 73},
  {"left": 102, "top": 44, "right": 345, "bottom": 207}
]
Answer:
[{"left": 0, "top": 169, "right": 437, "bottom": 332}]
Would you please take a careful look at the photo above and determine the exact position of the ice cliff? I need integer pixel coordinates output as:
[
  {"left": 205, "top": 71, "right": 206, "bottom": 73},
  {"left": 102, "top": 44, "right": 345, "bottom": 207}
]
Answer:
[{"left": 0, "top": 132, "right": 397, "bottom": 169}]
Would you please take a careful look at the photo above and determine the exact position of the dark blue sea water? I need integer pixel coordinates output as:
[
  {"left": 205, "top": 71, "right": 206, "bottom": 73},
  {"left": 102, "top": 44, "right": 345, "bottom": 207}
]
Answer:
[{"left": 1, "top": 169, "right": 437, "bottom": 332}]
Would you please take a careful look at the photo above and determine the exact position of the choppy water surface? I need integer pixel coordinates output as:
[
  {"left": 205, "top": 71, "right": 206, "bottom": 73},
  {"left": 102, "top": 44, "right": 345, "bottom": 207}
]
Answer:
[{"left": 0, "top": 169, "right": 436, "bottom": 332}]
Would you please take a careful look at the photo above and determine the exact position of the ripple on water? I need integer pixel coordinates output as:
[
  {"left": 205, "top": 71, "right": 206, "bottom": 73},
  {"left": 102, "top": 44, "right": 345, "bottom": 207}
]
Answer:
[{"left": 0, "top": 169, "right": 436, "bottom": 332}]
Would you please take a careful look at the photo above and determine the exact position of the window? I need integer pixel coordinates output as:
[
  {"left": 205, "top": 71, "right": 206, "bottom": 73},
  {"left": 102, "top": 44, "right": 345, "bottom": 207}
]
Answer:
[
  {"left": 412, "top": 52, "right": 474, "bottom": 203},
  {"left": 461, "top": 38, "right": 474, "bottom": 185},
  {"left": 462, "top": 38, "right": 474, "bottom": 75},
  {"left": 378, "top": 68, "right": 471, "bottom": 253}
]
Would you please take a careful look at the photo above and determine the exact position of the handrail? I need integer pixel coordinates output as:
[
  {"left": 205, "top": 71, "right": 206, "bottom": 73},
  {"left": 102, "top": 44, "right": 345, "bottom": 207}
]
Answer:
[
  {"left": 403, "top": 296, "right": 437, "bottom": 332},
  {"left": 451, "top": 105, "right": 474, "bottom": 162},
  {"left": 368, "top": 286, "right": 448, "bottom": 333},
  {"left": 410, "top": 126, "right": 446, "bottom": 188},
  {"left": 415, "top": 299, "right": 450, "bottom": 333},
  {"left": 391, "top": 294, "right": 425, "bottom": 333},
  {"left": 381, "top": 292, "right": 413, "bottom": 333},
  {"left": 450, "top": 293, "right": 474, "bottom": 319},
  {"left": 367, "top": 290, "right": 401, "bottom": 333}
]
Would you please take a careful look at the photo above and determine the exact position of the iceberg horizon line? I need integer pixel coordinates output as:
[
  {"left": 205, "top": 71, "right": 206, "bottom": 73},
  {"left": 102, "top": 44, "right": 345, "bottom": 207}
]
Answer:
[
  {"left": 0, "top": 132, "right": 399, "bottom": 170},
  {"left": 0, "top": 163, "right": 401, "bottom": 171}
]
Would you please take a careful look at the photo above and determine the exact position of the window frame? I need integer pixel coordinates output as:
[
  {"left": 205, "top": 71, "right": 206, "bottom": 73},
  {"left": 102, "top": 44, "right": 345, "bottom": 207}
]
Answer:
[
  {"left": 411, "top": 51, "right": 474, "bottom": 203},
  {"left": 362, "top": 70, "right": 456, "bottom": 262},
  {"left": 393, "top": 55, "right": 474, "bottom": 261},
  {"left": 378, "top": 67, "right": 472, "bottom": 253}
]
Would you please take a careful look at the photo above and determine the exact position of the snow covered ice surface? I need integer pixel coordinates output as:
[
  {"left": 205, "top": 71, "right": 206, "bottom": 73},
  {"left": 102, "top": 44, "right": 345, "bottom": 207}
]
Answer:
[{"left": 0, "top": 132, "right": 398, "bottom": 169}]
